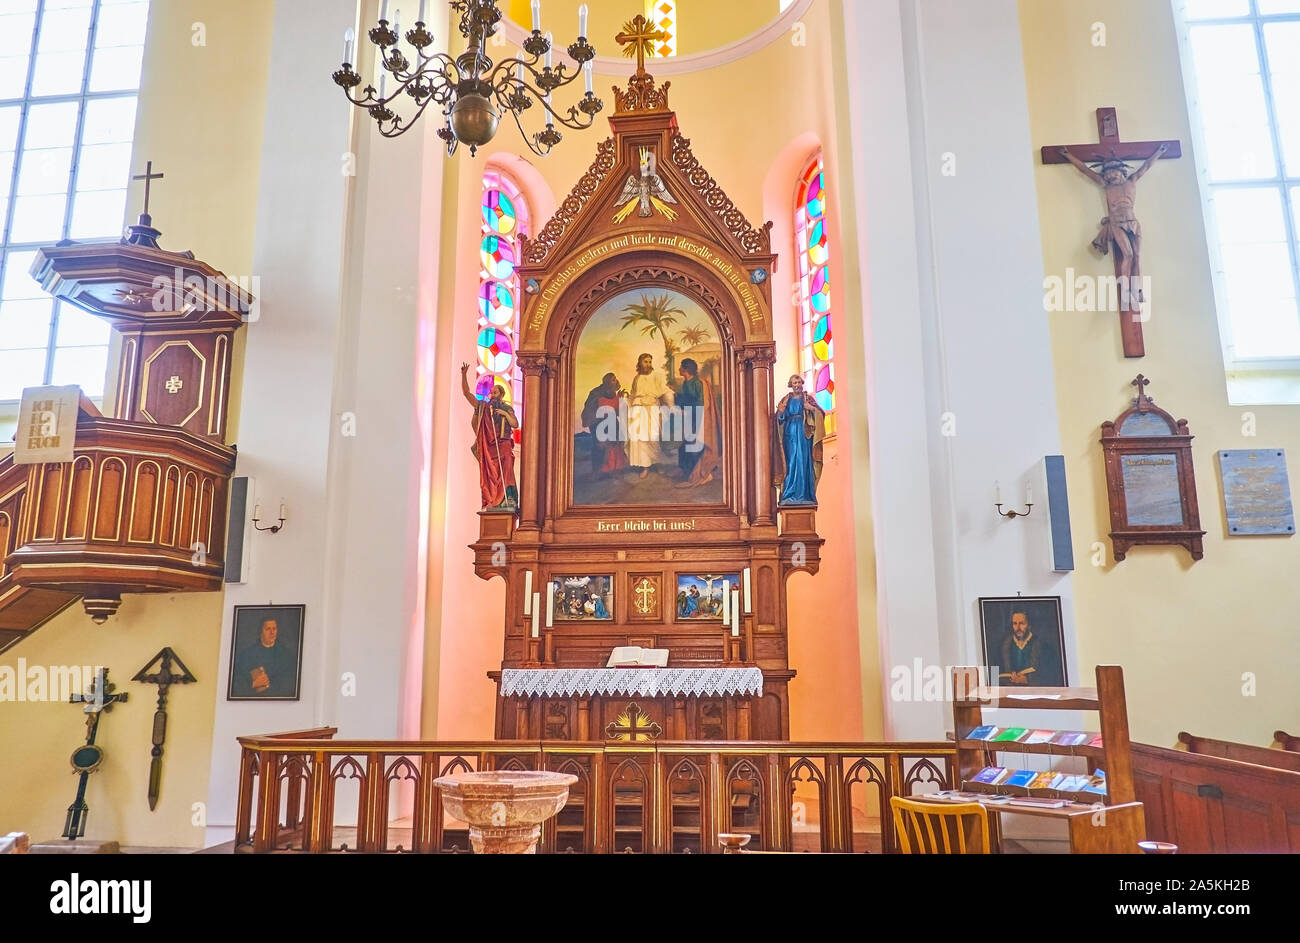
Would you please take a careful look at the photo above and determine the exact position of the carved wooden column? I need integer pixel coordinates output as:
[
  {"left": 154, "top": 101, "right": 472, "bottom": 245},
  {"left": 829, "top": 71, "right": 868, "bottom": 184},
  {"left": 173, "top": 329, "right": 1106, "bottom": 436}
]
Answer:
[
  {"left": 747, "top": 348, "right": 777, "bottom": 526},
  {"left": 518, "top": 354, "right": 549, "bottom": 532}
]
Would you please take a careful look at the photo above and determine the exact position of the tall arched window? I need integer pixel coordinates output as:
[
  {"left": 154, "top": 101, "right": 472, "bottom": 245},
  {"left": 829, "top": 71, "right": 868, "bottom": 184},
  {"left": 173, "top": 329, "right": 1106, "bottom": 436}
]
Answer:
[
  {"left": 476, "top": 171, "right": 529, "bottom": 430},
  {"left": 646, "top": 1, "right": 677, "bottom": 57},
  {"left": 794, "top": 153, "right": 835, "bottom": 435}
]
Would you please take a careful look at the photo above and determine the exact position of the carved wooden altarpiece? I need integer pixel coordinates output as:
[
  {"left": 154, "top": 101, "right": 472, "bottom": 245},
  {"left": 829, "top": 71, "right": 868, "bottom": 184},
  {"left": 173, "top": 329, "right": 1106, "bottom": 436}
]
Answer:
[{"left": 475, "top": 63, "right": 822, "bottom": 741}]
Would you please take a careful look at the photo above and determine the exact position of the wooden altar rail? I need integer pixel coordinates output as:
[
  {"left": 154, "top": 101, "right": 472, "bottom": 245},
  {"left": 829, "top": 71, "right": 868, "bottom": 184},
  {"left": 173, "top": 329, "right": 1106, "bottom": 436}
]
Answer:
[{"left": 235, "top": 729, "right": 955, "bottom": 854}]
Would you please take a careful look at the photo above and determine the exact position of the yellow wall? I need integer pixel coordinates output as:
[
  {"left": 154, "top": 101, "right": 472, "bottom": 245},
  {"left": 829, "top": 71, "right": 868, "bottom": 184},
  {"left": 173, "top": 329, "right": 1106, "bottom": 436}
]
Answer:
[
  {"left": 0, "top": 0, "right": 272, "bottom": 847},
  {"left": 1021, "top": 0, "right": 1300, "bottom": 745},
  {"left": 427, "top": 0, "right": 881, "bottom": 740}
]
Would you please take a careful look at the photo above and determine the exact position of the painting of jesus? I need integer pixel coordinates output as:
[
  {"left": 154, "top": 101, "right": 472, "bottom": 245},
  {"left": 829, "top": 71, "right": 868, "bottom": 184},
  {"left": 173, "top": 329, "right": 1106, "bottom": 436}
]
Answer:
[{"left": 572, "top": 288, "right": 724, "bottom": 506}]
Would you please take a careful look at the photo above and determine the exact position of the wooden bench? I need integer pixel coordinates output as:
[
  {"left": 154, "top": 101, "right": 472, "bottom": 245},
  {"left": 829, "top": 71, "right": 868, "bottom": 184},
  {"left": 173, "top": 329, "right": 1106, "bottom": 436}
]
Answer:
[
  {"left": 1177, "top": 731, "right": 1300, "bottom": 774},
  {"left": 0, "top": 832, "right": 29, "bottom": 854},
  {"left": 1134, "top": 741, "right": 1300, "bottom": 852}
]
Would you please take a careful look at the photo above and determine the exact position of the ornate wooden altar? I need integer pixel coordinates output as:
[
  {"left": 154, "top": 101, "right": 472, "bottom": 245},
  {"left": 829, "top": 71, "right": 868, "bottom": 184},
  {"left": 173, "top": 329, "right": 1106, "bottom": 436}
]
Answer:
[{"left": 473, "top": 60, "right": 822, "bottom": 741}]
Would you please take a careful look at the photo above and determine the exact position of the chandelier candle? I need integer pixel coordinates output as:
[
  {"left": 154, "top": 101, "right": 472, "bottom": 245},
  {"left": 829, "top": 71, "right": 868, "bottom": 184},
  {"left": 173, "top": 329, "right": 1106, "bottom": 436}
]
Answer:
[{"left": 531, "top": 0, "right": 540, "bottom": 31}]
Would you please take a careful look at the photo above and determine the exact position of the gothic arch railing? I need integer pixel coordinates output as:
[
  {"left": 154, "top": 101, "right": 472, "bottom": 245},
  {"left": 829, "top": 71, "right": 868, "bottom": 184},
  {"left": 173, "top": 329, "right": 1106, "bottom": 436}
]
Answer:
[{"left": 235, "top": 732, "right": 955, "bottom": 854}]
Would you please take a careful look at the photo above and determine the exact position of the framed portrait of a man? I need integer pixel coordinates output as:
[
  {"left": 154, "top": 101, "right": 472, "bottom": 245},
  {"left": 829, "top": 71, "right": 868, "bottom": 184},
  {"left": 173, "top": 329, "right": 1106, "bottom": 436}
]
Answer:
[
  {"left": 227, "top": 605, "right": 305, "bottom": 701},
  {"left": 978, "top": 596, "right": 1067, "bottom": 688}
]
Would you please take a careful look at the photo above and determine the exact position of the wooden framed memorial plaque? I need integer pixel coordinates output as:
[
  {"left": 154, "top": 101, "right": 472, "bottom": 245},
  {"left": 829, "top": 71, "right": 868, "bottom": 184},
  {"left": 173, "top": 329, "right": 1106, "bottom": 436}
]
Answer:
[{"left": 1100, "top": 375, "right": 1204, "bottom": 561}]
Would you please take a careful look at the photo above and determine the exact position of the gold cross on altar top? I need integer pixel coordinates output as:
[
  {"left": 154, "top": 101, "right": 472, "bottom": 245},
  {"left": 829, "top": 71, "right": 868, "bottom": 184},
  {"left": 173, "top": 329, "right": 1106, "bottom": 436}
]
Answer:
[{"left": 616, "top": 14, "right": 668, "bottom": 74}]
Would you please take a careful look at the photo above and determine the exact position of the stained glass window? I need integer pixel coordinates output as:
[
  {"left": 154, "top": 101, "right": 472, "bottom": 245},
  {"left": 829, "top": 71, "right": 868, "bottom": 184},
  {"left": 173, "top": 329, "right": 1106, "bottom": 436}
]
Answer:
[
  {"left": 794, "top": 153, "right": 835, "bottom": 434},
  {"left": 646, "top": 0, "right": 676, "bottom": 57},
  {"left": 476, "top": 171, "right": 528, "bottom": 430}
]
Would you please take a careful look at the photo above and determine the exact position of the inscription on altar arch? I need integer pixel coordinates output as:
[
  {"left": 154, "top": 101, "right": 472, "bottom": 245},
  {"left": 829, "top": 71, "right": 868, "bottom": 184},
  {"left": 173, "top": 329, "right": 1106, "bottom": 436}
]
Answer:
[{"left": 529, "top": 233, "right": 762, "bottom": 334}]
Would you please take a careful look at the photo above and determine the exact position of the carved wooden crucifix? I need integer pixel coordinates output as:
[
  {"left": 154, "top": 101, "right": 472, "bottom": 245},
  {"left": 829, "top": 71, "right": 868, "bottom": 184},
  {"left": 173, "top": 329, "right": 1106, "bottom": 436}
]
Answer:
[
  {"left": 133, "top": 647, "right": 197, "bottom": 811},
  {"left": 1042, "top": 108, "right": 1181, "bottom": 358}
]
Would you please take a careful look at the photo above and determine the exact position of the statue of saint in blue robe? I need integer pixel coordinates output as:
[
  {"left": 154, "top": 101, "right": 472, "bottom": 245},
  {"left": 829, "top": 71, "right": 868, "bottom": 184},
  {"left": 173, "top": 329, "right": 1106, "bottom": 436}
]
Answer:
[
  {"left": 591, "top": 594, "right": 610, "bottom": 619},
  {"left": 773, "top": 385, "right": 826, "bottom": 506}
]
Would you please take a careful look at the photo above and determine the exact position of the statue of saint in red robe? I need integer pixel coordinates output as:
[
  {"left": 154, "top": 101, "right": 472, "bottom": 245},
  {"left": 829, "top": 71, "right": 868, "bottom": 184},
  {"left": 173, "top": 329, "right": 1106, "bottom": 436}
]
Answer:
[{"left": 461, "top": 363, "right": 519, "bottom": 510}]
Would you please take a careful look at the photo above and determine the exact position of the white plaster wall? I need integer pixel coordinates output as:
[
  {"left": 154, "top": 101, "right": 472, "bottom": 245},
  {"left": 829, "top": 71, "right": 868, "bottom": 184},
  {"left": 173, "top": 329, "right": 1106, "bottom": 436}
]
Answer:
[
  {"left": 205, "top": 0, "right": 439, "bottom": 837},
  {"left": 843, "top": 0, "right": 1076, "bottom": 738}
]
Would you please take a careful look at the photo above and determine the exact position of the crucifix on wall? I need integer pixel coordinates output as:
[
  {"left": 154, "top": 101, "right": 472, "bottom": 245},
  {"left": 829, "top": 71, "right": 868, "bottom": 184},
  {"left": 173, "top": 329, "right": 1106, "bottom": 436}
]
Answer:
[{"left": 1042, "top": 108, "right": 1181, "bottom": 358}]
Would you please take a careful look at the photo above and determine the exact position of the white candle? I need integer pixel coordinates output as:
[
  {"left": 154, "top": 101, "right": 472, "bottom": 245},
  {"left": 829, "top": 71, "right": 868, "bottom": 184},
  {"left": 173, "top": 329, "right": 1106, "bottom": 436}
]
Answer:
[
  {"left": 578, "top": 2, "right": 588, "bottom": 35},
  {"left": 531, "top": 592, "right": 540, "bottom": 638},
  {"left": 743, "top": 567, "right": 751, "bottom": 614},
  {"left": 531, "top": 0, "right": 540, "bottom": 31},
  {"left": 516, "top": 58, "right": 525, "bottom": 84},
  {"left": 1025, "top": 481, "right": 1033, "bottom": 505},
  {"left": 278, "top": 502, "right": 286, "bottom": 520},
  {"left": 379, "top": 72, "right": 387, "bottom": 97},
  {"left": 545, "top": 581, "right": 555, "bottom": 629},
  {"left": 344, "top": 27, "right": 354, "bottom": 63},
  {"left": 253, "top": 503, "right": 261, "bottom": 521},
  {"left": 523, "top": 570, "right": 533, "bottom": 614},
  {"left": 380, "top": 0, "right": 389, "bottom": 22},
  {"left": 544, "top": 31, "right": 553, "bottom": 69},
  {"left": 732, "top": 590, "right": 741, "bottom": 637},
  {"left": 544, "top": 92, "right": 552, "bottom": 116},
  {"left": 392, "top": 9, "right": 400, "bottom": 35},
  {"left": 583, "top": 60, "right": 593, "bottom": 94},
  {"left": 418, "top": 0, "right": 426, "bottom": 23},
  {"left": 721, "top": 579, "right": 730, "bottom": 623},
  {"left": 994, "top": 481, "right": 1003, "bottom": 505}
]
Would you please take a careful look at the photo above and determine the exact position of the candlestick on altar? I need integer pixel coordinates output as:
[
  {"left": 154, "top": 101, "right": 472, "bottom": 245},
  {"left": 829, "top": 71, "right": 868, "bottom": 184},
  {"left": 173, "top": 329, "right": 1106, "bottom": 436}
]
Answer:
[
  {"left": 545, "top": 581, "right": 555, "bottom": 629},
  {"left": 523, "top": 570, "right": 533, "bottom": 614},
  {"left": 721, "top": 579, "right": 730, "bottom": 623},
  {"left": 731, "top": 590, "right": 740, "bottom": 637},
  {"left": 531, "top": 592, "right": 540, "bottom": 638},
  {"left": 743, "top": 567, "right": 751, "bottom": 614}
]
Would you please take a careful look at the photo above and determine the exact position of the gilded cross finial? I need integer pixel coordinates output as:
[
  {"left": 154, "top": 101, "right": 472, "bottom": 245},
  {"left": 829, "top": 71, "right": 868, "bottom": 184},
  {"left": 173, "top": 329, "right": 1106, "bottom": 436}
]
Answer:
[{"left": 616, "top": 14, "right": 667, "bottom": 75}]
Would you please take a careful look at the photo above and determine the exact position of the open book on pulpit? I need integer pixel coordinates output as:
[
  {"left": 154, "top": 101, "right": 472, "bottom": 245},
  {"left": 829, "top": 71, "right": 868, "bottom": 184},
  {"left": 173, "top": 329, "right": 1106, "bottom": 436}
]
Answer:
[{"left": 606, "top": 647, "right": 670, "bottom": 668}]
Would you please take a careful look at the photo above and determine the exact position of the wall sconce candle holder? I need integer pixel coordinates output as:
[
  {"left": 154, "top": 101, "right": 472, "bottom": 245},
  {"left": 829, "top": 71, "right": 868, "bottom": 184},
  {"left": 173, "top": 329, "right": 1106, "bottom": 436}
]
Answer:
[{"left": 252, "top": 503, "right": 287, "bottom": 534}]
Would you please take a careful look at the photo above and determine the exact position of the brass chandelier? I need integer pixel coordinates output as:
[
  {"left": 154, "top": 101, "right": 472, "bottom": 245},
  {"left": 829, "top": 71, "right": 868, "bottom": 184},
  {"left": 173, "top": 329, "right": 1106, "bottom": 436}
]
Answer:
[{"left": 332, "top": 0, "right": 602, "bottom": 157}]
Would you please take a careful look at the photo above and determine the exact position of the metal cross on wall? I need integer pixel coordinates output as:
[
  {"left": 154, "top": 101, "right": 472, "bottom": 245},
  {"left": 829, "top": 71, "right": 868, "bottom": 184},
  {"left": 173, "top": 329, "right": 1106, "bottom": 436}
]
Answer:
[
  {"left": 63, "top": 668, "right": 128, "bottom": 840},
  {"left": 132, "top": 647, "right": 197, "bottom": 811}
]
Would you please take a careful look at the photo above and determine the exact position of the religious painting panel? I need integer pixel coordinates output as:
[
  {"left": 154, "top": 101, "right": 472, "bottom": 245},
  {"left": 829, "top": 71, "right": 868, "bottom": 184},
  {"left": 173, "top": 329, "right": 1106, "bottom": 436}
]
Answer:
[
  {"left": 571, "top": 287, "right": 724, "bottom": 506},
  {"left": 227, "top": 604, "right": 305, "bottom": 701},
  {"left": 549, "top": 574, "right": 613, "bottom": 621},
  {"left": 977, "top": 596, "right": 1067, "bottom": 688},
  {"left": 673, "top": 571, "right": 738, "bottom": 622}
]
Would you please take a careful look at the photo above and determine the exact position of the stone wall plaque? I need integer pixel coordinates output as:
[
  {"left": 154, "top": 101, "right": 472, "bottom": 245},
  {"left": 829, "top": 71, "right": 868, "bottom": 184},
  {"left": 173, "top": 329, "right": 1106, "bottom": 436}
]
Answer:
[{"left": 1219, "top": 449, "right": 1294, "bottom": 536}]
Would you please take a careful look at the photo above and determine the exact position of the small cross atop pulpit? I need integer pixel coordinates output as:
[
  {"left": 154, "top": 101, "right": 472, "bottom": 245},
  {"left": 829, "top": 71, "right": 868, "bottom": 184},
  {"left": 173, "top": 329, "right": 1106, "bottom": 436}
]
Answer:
[
  {"left": 1042, "top": 108, "right": 1181, "bottom": 358},
  {"left": 125, "top": 160, "right": 165, "bottom": 248}
]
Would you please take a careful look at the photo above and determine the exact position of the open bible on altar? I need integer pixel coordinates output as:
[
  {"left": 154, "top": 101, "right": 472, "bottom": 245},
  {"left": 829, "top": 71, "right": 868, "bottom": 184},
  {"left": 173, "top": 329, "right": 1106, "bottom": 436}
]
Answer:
[{"left": 606, "top": 647, "right": 670, "bottom": 668}]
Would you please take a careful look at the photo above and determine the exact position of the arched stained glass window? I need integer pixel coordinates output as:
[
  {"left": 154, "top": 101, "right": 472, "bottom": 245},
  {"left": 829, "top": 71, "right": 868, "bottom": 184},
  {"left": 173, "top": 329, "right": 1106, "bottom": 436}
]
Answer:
[
  {"left": 646, "top": 0, "right": 677, "bottom": 57},
  {"left": 794, "top": 153, "right": 835, "bottom": 435},
  {"left": 476, "top": 171, "right": 528, "bottom": 433}
]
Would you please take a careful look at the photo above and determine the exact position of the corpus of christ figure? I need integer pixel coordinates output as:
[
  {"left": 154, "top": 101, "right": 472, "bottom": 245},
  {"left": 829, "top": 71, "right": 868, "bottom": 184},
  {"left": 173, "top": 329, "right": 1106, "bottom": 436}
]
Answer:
[{"left": 1042, "top": 107, "right": 1180, "bottom": 358}]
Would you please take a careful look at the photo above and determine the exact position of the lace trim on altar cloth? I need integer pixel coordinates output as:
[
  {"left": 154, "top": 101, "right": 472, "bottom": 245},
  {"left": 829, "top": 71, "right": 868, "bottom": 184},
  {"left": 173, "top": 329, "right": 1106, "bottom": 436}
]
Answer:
[{"left": 499, "top": 667, "right": 764, "bottom": 699}]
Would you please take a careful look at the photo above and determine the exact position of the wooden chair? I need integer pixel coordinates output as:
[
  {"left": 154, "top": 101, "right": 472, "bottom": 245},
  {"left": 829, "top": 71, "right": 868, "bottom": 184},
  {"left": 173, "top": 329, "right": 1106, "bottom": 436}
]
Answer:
[{"left": 890, "top": 797, "right": 991, "bottom": 854}]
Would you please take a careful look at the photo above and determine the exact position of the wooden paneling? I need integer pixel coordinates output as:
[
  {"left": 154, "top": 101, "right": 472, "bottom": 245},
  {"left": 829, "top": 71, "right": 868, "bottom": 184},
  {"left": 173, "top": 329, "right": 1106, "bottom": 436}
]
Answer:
[
  {"left": 1133, "top": 741, "right": 1300, "bottom": 853},
  {"left": 93, "top": 458, "right": 125, "bottom": 541},
  {"left": 63, "top": 457, "right": 93, "bottom": 540}
]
